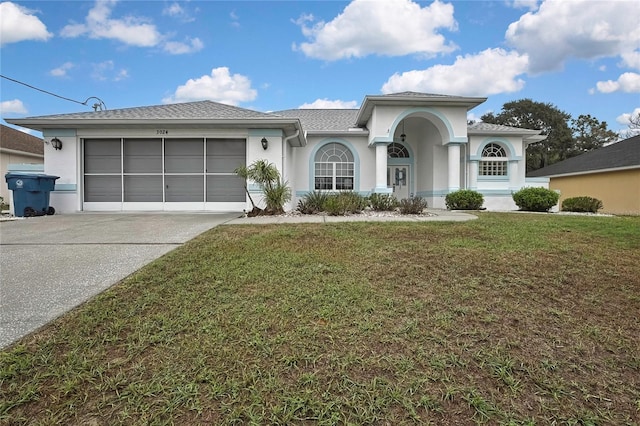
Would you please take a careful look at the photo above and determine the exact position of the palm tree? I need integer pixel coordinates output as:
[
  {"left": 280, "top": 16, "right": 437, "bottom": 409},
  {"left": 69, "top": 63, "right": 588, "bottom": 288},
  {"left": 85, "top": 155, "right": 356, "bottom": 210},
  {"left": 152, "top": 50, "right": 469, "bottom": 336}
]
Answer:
[
  {"left": 238, "top": 160, "right": 291, "bottom": 215},
  {"left": 233, "top": 164, "right": 260, "bottom": 215}
]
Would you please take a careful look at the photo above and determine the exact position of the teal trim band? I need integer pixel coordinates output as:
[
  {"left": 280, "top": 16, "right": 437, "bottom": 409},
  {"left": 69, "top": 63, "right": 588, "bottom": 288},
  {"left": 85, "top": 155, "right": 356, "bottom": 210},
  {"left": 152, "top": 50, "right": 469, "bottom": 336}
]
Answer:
[
  {"left": 54, "top": 184, "right": 77, "bottom": 192},
  {"left": 43, "top": 129, "right": 76, "bottom": 137},
  {"left": 248, "top": 129, "right": 282, "bottom": 137},
  {"left": 416, "top": 190, "right": 450, "bottom": 197},
  {"left": 525, "top": 177, "right": 550, "bottom": 183},
  {"left": 373, "top": 187, "right": 392, "bottom": 194},
  {"left": 476, "top": 190, "right": 515, "bottom": 197},
  {"left": 7, "top": 164, "right": 45, "bottom": 172},
  {"left": 478, "top": 176, "right": 509, "bottom": 182}
]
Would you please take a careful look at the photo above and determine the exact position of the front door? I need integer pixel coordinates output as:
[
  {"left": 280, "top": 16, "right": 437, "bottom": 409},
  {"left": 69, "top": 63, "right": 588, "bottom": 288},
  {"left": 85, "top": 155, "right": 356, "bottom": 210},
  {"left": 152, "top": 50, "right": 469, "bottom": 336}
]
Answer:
[{"left": 387, "top": 165, "right": 409, "bottom": 200}]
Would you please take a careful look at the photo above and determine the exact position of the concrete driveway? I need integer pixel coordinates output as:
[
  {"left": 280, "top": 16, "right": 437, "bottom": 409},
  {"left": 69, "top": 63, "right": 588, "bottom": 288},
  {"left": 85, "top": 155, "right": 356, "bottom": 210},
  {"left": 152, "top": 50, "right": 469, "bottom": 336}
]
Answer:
[{"left": 0, "top": 212, "right": 240, "bottom": 349}]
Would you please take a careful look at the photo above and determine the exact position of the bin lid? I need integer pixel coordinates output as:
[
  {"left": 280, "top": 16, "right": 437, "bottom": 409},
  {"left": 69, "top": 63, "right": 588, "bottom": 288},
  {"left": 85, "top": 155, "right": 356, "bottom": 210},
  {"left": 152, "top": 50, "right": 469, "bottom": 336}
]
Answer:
[{"left": 5, "top": 172, "right": 60, "bottom": 180}]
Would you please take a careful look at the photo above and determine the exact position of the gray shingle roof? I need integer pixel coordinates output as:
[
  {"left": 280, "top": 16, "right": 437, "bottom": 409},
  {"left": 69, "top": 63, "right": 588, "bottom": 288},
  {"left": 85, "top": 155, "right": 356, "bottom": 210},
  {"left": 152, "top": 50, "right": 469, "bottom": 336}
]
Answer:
[
  {"left": 527, "top": 135, "right": 640, "bottom": 177},
  {"left": 273, "top": 109, "right": 360, "bottom": 132},
  {"left": 468, "top": 122, "right": 539, "bottom": 134},
  {"left": 0, "top": 124, "right": 44, "bottom": 156},
  {"left": 23, "top": 101, "right": 279, "bottom": 120}
]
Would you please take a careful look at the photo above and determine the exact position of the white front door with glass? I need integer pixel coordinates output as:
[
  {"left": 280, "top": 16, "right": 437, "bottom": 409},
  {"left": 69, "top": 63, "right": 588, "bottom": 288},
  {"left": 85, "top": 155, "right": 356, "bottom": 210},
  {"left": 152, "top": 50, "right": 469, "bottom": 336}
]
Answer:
[{"left": 387, "top": 165, "right": 409, "bottom": 200}]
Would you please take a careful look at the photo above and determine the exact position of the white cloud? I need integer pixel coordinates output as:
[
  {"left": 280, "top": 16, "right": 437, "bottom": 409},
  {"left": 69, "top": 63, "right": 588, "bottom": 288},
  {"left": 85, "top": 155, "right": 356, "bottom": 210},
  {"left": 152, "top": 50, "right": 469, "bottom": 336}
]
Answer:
[
  {"left": 0, "top": 2, "right": 52, "bottom": 46},
  {"left": 0, "top": 99, "right": 28, "bottom": 114},
  {"left": 506, "top": 0, "right": 640, "bottom": 74},
  {"left": 381, "top": 48, "right": 529, "bottom": 96},
  {"left": 293, "top": 0, "right": 457, "bottom": 60},
  {"left": 299, "top": 99, "right": 358, "bottom": 109},
  {"left": 616, "top": 108, "right": 640, "bottom": 125},
  {"left": 163, "top": 37, "right": 203, "bottom": 54},
  {"left": 621, "top": 50, "right": 640, "bottom": 71},
  {"left": 509, "top": 0, "right": 539, "bottom": 11},
  {"left": 162, "top": 67, "right": 257, "bottom": 105},
  {"left": 50, "top": 62, "right": 75, "bottom": 77},
  {"left": 162, "top": 2, "right": 195, "bottom": 23},
  {"left": 60, "top": 0, "right": 161, "bottom": 46},
  {"left": 594, "top": 72, "right": 640, "bottom": 94},
  {"left": 91, "top": 60, "right": 129, "bottom": 81}
]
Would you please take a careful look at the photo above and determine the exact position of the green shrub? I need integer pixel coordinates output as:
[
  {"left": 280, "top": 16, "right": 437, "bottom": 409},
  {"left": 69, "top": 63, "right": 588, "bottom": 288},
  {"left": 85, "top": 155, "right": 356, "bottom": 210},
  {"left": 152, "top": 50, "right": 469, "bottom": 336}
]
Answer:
[
  {"left": 325, "top": 192, "right": 368, "bottom": 216},
  {"left": 512, "top": 187, "right": 559, "bottom": 212},
  {"left": 561, "top": 196, "right": 603, "bottom": 213},
  {"left": 369, "top": 193, "right": 399, "bottom": 211},
  {"left": 264, "top": 180, "right": 291, "bottom": 215},
  {"left": 445, "top": 189, "right": 484, "bottom": 210},
  {"left": 297, "top": 191, "right": 329, "bottom": 214},
  {"left": 398, "top": 196, "right": 428, "bottom": 214}
]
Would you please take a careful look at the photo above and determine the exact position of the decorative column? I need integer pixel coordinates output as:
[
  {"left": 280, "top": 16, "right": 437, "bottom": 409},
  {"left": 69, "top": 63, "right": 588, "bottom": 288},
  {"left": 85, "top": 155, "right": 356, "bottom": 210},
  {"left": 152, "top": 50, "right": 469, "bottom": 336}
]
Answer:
[
  {"left": 374, "top": 143, "right": 391, "bottom": 193},
  {"left": 509, "top": 160, "right": 519, "bottom": 190},
  {"left": 447, "top": 143, "right": 461, "bottom": 192},
  {"left": 469, "top": 160, "right": 478, "bottom": 190}
]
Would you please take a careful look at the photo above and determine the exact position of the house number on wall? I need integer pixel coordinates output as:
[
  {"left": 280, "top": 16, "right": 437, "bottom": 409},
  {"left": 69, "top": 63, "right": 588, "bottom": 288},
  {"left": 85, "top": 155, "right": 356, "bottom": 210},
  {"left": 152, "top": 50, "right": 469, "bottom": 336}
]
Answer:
[{"left": 156, "top": 129, "right": 169, "bottom": 135}]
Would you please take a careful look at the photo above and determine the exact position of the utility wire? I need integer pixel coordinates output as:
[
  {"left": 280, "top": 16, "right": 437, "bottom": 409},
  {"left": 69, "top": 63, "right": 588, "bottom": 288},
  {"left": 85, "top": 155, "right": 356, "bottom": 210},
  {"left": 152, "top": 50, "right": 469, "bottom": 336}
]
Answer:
[{"left": 0, "top": 74, "right": 106, "bottom": 110}]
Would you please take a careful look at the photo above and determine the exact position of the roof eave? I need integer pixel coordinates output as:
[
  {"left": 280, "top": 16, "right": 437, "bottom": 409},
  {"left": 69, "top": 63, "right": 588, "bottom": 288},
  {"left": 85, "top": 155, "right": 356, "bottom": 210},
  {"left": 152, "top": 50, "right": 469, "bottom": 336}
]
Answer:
[
  {"left": 529, "top": 164, "right": 640, "bottom": 178},
  {"left": 356, "top": 95, "right": 487, "bottom": 126}
]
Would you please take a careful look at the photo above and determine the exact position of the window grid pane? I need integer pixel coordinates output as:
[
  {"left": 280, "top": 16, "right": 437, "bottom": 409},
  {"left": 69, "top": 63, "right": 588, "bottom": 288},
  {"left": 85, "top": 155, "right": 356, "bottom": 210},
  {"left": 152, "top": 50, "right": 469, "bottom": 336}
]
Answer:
[{"left": 479, "top": 160, "right": 507, "bottom": 176}]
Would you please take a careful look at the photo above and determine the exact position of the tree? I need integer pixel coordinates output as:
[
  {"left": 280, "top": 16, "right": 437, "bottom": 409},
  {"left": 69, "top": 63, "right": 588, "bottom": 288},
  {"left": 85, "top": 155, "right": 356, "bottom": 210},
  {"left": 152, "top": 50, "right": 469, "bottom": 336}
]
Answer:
[
  {"left": 621, "top": 111, "right": 640, "bottom": 139},
  {"left": 234, "top": 164, "right": 260, "bottom": 215},
  {"left": 570, "top": 114, "right": 618, "bottom": 154},
  {"left": 239, "top": 160, "right": 291, "bottom": 215},
  {"left": 481, "top": 99, "right": 573, "bottom": 171}
]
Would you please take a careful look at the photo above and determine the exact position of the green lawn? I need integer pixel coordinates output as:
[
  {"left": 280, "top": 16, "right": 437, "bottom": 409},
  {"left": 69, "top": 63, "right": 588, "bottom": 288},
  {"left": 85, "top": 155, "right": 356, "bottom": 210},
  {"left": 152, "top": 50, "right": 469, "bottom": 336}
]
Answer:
[{"left": 2, "top": 213, "right": 639, "bottom": 425}]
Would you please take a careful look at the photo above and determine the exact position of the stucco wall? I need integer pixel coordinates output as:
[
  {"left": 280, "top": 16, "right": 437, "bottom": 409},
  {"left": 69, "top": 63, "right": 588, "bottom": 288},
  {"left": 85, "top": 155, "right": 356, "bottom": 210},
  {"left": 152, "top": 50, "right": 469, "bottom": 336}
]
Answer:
[{"left": 550, "top": 168, "right": 640, "bottom": 215}]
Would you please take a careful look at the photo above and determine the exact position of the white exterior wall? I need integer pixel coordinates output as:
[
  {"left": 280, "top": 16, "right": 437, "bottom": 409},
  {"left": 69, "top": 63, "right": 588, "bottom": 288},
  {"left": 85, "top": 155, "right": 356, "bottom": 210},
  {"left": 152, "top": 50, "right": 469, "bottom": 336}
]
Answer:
[{"left": 42, "top": 130, "right": 78, "bottom": 213}]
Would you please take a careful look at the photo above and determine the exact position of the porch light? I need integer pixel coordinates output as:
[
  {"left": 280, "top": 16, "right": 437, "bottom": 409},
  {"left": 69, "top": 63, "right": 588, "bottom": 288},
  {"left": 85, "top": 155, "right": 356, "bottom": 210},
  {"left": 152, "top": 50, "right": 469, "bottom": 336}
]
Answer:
[
  {"left": 400, "top": 120, "right": 406, "bottom": 142},
  {"left": 51, "top": 137, "right": 63, "bottom": 150},
  {"left": 261, "top": 137, "right": 269, "bottom": 150}
]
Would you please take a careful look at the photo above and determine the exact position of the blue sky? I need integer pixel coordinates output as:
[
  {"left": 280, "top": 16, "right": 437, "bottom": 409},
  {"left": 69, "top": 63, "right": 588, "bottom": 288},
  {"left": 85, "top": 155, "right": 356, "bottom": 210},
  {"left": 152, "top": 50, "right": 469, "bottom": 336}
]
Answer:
[{"left": 1, "top": 0, "right": 639, "bottom": 137}]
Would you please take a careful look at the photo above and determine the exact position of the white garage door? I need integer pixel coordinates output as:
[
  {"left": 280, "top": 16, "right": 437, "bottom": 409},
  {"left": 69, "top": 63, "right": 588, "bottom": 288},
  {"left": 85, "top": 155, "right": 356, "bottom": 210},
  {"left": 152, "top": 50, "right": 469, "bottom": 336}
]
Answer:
[{"left": 83, "top": 138, "right": 246, "bottom": 211}]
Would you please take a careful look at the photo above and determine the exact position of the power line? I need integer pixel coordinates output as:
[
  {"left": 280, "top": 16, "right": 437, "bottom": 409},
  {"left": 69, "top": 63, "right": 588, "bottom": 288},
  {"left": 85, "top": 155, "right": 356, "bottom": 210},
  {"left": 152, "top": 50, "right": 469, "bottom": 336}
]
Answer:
[{"left": 0, "top": 74, "right": 106, "bottom": 111}]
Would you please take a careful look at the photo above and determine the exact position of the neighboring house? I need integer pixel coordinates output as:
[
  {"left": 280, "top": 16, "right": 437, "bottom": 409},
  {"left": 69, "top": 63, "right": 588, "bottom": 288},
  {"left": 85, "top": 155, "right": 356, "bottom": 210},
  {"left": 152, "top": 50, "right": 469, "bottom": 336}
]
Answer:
[
  {"left": 527, "top": 135, "right": 640, "bottom": 215},
  {"left": 0, "top": 124, "right": 44, "bottom": 202},
  {"left": 6, "top": 92, "right": 548, "bottom": 213}
]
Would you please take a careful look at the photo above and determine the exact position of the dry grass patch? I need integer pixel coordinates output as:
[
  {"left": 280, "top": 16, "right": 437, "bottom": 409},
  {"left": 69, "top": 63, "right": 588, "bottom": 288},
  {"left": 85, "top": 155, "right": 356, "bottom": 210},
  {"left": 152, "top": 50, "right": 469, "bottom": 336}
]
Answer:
[{"left": 1, "top": 213, "right": 639, "bottom": 425}]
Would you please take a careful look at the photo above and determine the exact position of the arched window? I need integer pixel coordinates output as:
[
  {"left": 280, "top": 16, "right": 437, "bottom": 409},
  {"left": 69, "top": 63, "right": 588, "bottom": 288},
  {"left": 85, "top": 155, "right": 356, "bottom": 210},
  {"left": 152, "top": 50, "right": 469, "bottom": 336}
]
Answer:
[
  {"left": 479, "top": 143, "right": 508, "bottom": 176},
  {"left": 314, "top": 143, "right": 354, "bottom": 190},
  {"left": 387, "top": 142, "right": 410, "bottom": 158}
]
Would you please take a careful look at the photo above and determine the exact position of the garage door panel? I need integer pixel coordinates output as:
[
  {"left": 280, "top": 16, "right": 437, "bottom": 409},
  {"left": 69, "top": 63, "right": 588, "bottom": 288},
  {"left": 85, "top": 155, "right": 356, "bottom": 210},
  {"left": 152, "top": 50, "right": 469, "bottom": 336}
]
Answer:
[
  {"left": 165, "top": 139, "right": 204, "bottom": 173},
  {"left": 124, "top": 139, "right": 162, "bottom": 173},
  {"left": 124, "top": 176, "right": 163, "bottom": 202},
  {"left": 207, "top": 139, "right": 245, "bottom": 174},
  {"left": 166, "top": 176, "right": 204, "bottom": 202},
  {"left": 207, "top": 175, "right": 245, "bottom": 202},
  {"left": 85, "top": 176, "right": 121, "bottom": 202},
  {"left": 85, "top": 139, "right": 121, "bottom": 174}
]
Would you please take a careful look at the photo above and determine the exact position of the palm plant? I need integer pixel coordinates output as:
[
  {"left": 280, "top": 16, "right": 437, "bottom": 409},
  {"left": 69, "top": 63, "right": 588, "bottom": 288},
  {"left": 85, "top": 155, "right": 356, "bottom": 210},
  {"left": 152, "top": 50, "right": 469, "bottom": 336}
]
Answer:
[{"left": 237, "top": 160, "right": 291, "bottom": 215}]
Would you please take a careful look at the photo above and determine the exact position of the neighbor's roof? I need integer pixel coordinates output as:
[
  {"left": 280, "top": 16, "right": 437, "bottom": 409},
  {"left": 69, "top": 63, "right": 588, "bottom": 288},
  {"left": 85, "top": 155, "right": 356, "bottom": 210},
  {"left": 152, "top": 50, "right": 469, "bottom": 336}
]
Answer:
[
  {"left": 0, "top": 124, "right": 44, "bottom": 156},
  {"left": 527, "top": 135, "right": 640, "bottom": 177}
]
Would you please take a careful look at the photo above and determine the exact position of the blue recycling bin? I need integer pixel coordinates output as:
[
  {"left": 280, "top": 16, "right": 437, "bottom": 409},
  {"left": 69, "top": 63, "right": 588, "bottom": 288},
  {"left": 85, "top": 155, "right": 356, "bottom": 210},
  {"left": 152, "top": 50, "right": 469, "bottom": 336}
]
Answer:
[{"left": 5, "top": 172, "right": 60, "bottom": 217}]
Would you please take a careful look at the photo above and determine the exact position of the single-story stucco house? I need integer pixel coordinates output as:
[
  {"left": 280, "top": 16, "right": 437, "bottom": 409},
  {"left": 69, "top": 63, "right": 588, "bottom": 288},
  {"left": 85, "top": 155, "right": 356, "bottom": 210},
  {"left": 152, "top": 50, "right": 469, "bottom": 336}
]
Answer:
[
  {"left": 527, "top": 135, "right": 640, "bottom": 215},
  {"left": 5, "top": 92, "right": 549, "bottom": 213},
  {"left": 0, "top": 124, "right": 45, "bottom": 203}
]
